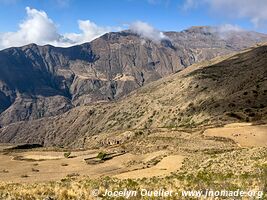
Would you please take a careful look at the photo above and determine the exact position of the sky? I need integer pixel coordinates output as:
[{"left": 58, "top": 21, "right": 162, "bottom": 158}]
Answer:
[{"left": 0, "top": 0, "right": 267, "bottom": 49}]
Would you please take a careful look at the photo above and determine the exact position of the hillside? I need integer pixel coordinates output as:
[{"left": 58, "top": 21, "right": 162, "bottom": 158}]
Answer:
[
  {"left": 0, "top": 44, "right": 266, "bottom": 147},
  {"left": 0, "top": 27, "right": 267, "bottom": 126}
]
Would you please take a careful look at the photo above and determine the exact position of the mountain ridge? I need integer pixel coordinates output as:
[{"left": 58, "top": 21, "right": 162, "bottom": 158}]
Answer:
[
  {"left": 0, "top": 43, "right": 266, "bottom": 147},
  {"left": 0, "top": 26, "right": 267, "bottom": 127}
]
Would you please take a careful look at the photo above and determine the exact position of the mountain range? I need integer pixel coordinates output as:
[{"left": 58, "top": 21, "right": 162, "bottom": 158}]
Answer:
[
  {"left": 0, "top": 26, "right": 267, "bottom": 146},
  {"left": 0, "top": 26, "right": 266, "bottom": 146}
]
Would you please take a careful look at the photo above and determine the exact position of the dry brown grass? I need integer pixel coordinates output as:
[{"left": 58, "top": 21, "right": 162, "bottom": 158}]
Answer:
[{"left": 1, "top": 146, "right": 266, "bottom": 200}]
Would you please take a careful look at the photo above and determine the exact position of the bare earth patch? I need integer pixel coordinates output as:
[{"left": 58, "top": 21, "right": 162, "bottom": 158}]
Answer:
[
  {"left": 0, "top": 123, "right": 265, "bottom": 184},
  {"left": 114, "top": 155, "right": 184, "bottom": 179},
  {"left": 19, "top": 154, "right": 63, "bottom": 161},
  {"left": 204, "top": 123, "right": 267, "bottom": 147},
  {"left": 0, "top": 149, "right": 180, "bottom": 183}
]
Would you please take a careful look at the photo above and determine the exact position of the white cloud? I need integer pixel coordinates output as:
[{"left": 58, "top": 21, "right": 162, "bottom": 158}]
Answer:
[
  {"left": 213, "top": 24, "right": 245, "bottom": 39},
  {"left": 129, "top": 21, "right": 167, "bottom": 42},
  {"left": 0, "top": 7, "right": 61, "bottom": 49},
  {"left": 207, "top": 0, "right": 267, "bottom": 27},
  {"left": 182, "top": 0, "right": 198, "bottom": 10},
  {"left": 217, "top": 24, "right": 244, "bottom": 32},
  {"left": 64, "top": 20, "right": 122, "bottom": 44},
  {"left": 183, "top": 0, "right": 267, "bottom": 28},
  {"left": 0, "top": 7, "right": 121, "bottom": 49}
]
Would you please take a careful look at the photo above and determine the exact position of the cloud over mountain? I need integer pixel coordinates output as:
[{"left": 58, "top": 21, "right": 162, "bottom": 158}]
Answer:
[
  {"left": 0, "top": 7, "right": 61, "bottom": 49},
  {"left": 0, "top": 7, "right": 168, "bottom": 49},
  {"left": 129, "top": 21, "right": 167, "bottom": 42},
  {"left": 0, "top": 7, "right": 121, "bottom": 49},
  {"left": 64, "top": 20, "right": 122, "bottom": 45}
]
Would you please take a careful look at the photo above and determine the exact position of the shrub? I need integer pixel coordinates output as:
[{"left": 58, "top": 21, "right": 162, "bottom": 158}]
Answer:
[
  {"left": 66, "top": 173, "right": 80, "bottom": 178},
  {"left": 32, "top": 168, "right": 39, "bottom": 172},
  {"left": 97, "top": 152, "right": 107, "bottom": 160},
  {"left": 64, "top": 152, "right": 71, "bottom": 158}
]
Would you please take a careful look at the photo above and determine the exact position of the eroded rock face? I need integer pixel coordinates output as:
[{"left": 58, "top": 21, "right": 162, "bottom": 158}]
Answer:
[
  {"left": 0, "top": 95, "right": 72, "bottom": 125},
  {"left": 0, "top": 28, "right": 267, "bottom": 126},
  {"left": 0, "top": 32, "right": 184, "bottom": 126}
]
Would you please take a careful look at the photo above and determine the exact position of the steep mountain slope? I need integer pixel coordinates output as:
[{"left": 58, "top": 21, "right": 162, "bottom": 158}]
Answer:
[
  {"left": 0, "top": 32, "right": 183, "bottom": 126},
  {"left": 0, "top": 27, "right": 267, "bottom": 126},
  {"left": 166, "top": 26, "right": 267, "bottom": 62},
  {"left": 0, "top": 44, "right": 266, "bottom": 147}
]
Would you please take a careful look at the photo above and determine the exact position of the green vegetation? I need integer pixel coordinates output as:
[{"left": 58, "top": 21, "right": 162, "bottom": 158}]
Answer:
[
  {"left": 97, "top": 152, "right": 108, "bottom": 160},
  {"left": 64, "top": 152, "right": 71, "bottom": 158}
]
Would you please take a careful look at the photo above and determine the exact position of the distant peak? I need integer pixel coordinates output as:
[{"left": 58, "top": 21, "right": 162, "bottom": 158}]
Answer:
[
  {"left": 182, "top": 25, "right": 252, "bottom": 35},
  {"left": 99, "top": 31, "right": 138, "bottom": 41},
  {"left": 183, "top": 26, "right": 214, "bottom": 33}
]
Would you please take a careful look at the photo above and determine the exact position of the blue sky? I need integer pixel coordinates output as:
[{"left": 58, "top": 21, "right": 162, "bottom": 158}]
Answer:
[
  {"left": 0, "top": 0, "right": 267, "bottom": 49},
  {"left": 0, "top": 0, "right": 257, "bottom": 33}
]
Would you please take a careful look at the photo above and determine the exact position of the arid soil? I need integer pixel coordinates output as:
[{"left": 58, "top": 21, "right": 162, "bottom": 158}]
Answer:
[
  {"left": 0, "top": 123, "right": 267, "bottom": 199},
  {"left": 0, "top": 147, "right": 182, "bottom": 183},
  {"left": 114, "top": 155, "right": 184, "bottom": 179},
  {"left": 204, "top": 123, "right": 267, "bottom": 147},
  {"left": 0, "top": 123, "right": 265, "bottom": 184}
]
